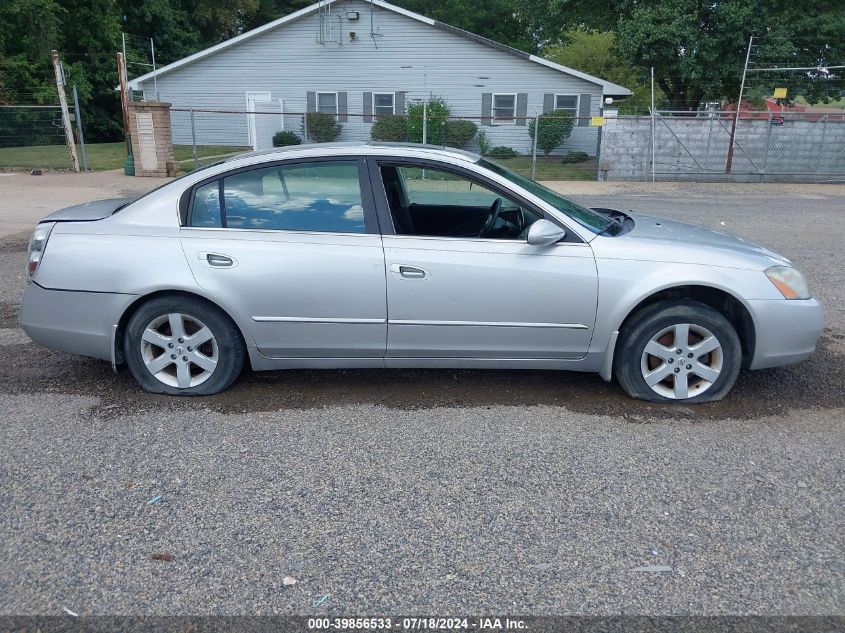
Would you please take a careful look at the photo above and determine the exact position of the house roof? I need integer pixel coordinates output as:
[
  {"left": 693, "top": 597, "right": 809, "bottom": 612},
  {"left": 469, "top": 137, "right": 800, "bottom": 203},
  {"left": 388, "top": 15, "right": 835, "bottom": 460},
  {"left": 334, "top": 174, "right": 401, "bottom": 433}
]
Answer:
[{"left": 127, "top": 0, "right": 631, "bottom": 96}]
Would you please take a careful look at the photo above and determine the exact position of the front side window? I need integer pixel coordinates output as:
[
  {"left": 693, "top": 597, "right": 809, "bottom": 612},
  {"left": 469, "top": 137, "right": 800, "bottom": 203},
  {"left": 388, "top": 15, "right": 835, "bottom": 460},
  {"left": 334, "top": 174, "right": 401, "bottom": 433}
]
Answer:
[
  {"left": 380, "top": 164, "right": 542, "bottom": 240},
  {"left": 190, "top": 161, "right": 365, "bottom": 234},
  {"left": 316, "top": 92, "right": 338, "bottom": 115},
  {"left": 374, "top": 93, "right": 395, "bottom": 118},
  {"left": 554, "top": 94, "right": 579, "bottom": 117},
  {"left": 492, "top": 94, "right": 516, "bottom": 124},
  {"left": 478, "top": 158, "right": 611, "bottom": 234}
]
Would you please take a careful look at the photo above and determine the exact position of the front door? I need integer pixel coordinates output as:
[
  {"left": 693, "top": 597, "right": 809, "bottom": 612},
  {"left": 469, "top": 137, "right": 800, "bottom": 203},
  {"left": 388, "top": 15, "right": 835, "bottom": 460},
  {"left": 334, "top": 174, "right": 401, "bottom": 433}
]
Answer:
[
  {"left": 180, "top": 157, "right": 386, "bottom": 359},
  {"left": 375, "top": 162, "right": 598, "bottom": 360},
  {"left": 245, "top": 91, "right": 271, "bottom": 150}
]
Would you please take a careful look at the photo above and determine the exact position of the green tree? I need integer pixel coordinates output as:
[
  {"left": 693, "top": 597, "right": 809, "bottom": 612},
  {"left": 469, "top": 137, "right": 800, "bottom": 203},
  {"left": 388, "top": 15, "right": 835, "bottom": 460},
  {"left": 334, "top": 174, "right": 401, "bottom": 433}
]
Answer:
[
  {"left": 406, "top": 96, "right": 449, "bottom": 144},
  {"left": 528, "top": 113, "right": 573, "bottom": 155},
  {"left": 543, "top": 31, "right": 662, "bottom": 114},
  {"left": 57, "top": 0, "right": 123, "bottom": 140},
  {"left": 393, "top": 0, "right": 534, "bottom": 52},
  {"left": 0, "top": 0, "right": 63, "bottom": 104},
  {"left": 243, "top": 0, "right": 312, "bottom": 30},
  {"left": 521, "top": 0, "right": 844, "bottom": 111}
]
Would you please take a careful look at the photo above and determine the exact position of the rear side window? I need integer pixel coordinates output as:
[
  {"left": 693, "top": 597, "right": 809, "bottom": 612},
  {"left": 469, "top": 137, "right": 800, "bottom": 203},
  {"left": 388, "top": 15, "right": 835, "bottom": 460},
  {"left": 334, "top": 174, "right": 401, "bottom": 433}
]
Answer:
[{"left": 188, "top": 160, "right": 365, "bottom": 233}]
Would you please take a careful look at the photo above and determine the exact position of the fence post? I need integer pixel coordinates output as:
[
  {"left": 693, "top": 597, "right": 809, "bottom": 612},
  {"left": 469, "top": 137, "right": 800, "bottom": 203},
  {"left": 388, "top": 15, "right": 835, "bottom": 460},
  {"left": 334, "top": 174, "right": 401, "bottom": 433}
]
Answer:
[
  {"left": 817, "top": 115, "right": 829, "bottom": 174},
  {"left": 531, "top": 114, "right": 539, "bottom": 180},
  {"left": 761, "top": 112, "right": 773, "bottom": 181},
  {"left": 704, "top": 116, "right": 714, "bottom": 171},
  {"left": 650, "top": 108, "right": 656, "bottom": 182},
  {"left": 422, "top": 100, "right": 428, "bottom": 145},
  {"left": 71, "top": 84, "right": 88, "bottom": 172},
  {"left": 303, "top": 112, "right": 309, "bottom": 142},
  {"left": 650, "top": 66, "right": 655, "bottom": 182},
  {"left": 189, "top": 106, "right": 198, "bottom": 169}
]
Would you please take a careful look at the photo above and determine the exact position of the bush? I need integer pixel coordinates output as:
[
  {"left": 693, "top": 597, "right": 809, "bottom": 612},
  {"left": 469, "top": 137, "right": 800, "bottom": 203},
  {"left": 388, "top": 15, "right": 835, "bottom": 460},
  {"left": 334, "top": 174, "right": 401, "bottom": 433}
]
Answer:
[
  {"left": 371, "top": 115, "right": 408, "bottom": 142},
  {"left": 487, "top": 146, "right": 519, "bottom": 159},
  {"left": 561, "top": 150, "right": 589, "bottom": 164},
  {"left": 406, "top": 96, "right": 449, "bottom": 145},
  {"left": 306, "top": 112, "right": 342, "bottom": 143},
  {"left": 272, "top": 130, "right": 302, "bottom": 147},
  {"left": 528, "top": 113, "right": 575, "bottom": 155},
  {"left": 443, "top": 119, "right": 478, "bottom": 148},
  {"left": 476, "top": 130, "right": 492, "bottom": 156}
]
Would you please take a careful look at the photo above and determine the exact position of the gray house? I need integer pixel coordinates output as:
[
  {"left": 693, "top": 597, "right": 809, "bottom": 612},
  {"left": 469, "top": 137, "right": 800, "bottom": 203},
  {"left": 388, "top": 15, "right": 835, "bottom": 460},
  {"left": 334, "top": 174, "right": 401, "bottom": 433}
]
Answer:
[{"left": 127, "top": 0, "right": 630, "bottom": 154}]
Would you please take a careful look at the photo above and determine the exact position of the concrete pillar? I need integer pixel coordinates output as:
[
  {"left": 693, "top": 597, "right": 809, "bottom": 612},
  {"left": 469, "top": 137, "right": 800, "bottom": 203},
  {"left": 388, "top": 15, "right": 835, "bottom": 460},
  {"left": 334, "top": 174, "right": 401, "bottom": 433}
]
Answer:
[{"left": 127, "top": 101, "right": 174, "bottom": 177}]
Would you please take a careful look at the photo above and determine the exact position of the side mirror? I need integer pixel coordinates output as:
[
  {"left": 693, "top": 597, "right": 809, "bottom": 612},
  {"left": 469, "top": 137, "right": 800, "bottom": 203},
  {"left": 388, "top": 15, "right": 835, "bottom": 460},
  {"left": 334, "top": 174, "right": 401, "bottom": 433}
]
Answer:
[{"left": 527, "top": 219, "right": 566, "bottom": 246}]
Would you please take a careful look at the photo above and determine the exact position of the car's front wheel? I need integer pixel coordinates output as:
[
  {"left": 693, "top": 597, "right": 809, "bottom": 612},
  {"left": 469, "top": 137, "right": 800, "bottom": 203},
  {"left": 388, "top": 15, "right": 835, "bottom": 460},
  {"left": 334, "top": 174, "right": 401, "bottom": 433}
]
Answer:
[
  {"left": 124, "top": 296, "right": 245, "bottom": 395},
  {"left": 614, "top": 300, "right": 742, "bottom": 403}
]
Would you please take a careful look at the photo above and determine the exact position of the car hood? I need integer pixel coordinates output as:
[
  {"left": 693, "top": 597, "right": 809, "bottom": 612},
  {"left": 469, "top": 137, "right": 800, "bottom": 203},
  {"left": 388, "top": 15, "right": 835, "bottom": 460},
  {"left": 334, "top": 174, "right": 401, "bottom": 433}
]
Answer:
[
  {"left": 41, "top": 197, "right": 135, "bottom": 223},
  {"left": 608, "top": 212, "right": 791, "bottom": 269}
]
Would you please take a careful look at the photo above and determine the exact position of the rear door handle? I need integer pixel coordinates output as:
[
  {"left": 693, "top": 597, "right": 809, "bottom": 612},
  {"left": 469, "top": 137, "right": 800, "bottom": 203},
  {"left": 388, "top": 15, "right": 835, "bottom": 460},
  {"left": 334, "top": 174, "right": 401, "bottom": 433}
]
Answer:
[
  {"left": 203, "top": 253, "right": 235, "bottom": 267},
  {"left": 390, "top": 264, "right": 428, "bottom": 279}
]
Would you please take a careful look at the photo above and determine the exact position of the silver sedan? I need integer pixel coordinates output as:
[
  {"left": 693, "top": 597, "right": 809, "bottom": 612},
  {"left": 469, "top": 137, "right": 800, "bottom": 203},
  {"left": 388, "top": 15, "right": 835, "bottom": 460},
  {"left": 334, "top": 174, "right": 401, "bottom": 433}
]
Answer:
[{"left": 19, "top": 143, "right": 823, "bottom": 403}]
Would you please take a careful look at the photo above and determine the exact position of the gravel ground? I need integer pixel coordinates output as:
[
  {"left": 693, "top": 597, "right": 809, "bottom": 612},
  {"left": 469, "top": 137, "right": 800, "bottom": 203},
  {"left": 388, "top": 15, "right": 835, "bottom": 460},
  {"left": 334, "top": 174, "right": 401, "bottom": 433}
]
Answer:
[{"left": 0, "top": 183, "right": 843, "bottom": 616}]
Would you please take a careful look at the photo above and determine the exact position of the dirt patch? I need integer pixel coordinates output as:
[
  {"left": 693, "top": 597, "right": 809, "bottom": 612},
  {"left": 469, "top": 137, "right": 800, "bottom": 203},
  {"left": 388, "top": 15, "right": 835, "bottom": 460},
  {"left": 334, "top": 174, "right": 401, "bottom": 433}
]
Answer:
[
  {"left": 2, "top": 330, "right": 842, "bottom": 422},
  {"left": 0, "top": 302, "right": 19, "bottom": 328},
  {"left": 0, "top": 235, "right": 29, "bottom": 252}
]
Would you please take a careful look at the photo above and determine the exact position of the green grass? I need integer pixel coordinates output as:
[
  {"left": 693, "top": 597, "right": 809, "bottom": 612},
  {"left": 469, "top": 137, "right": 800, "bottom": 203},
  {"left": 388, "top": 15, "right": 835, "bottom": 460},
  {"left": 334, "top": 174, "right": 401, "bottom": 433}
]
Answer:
[
  {"left": 0, "top": 142, "right": 597, "bottom": 180},
  {"left": 0, "top": 142, "right": 249, "bottom": 171},
  {"left": 491, "top": 155, "right": 596, "bottom": 181},
  {"left": 794, "top": 95, "right": 845, "bottom": 110}
]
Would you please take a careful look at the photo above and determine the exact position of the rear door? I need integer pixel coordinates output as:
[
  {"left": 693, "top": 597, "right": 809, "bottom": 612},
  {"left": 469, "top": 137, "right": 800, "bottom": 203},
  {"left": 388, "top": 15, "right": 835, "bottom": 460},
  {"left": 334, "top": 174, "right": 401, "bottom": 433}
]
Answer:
[{"left": 180, "top": 157, "right": 387, "bottom": 360}]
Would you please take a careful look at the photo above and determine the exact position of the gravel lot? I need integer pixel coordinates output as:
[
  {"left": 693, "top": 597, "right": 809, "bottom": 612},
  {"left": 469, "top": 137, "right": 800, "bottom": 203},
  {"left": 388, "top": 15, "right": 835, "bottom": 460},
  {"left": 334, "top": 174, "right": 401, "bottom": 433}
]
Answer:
[{"left": 0, "top": 177, "right": 843, "bottom": 616}]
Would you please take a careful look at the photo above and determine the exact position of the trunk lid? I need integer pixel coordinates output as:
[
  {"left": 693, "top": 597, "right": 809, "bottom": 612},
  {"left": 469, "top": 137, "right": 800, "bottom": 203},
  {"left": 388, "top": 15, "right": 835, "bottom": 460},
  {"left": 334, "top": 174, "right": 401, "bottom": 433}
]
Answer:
[{"left": 41, "top": 197, "right": 135, "bottom": 223}]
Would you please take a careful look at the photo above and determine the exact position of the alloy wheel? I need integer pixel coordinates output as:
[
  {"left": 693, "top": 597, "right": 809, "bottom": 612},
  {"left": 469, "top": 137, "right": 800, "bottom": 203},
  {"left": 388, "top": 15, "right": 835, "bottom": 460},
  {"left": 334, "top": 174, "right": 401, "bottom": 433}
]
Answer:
[
  {"left": 640, "top": 323, "right": 723, "bottom": 400},
  {"left": 140, "top": 313, "right": 219, "bottom": 389}
]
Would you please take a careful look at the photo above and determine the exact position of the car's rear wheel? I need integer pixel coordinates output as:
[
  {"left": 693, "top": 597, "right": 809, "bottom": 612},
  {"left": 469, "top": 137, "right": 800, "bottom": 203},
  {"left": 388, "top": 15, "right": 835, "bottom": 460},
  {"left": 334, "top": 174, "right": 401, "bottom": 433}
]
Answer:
[
  {"left": 124, "top": 296, "right": 245, "bottom": 395},
  {"left": 614, "top": 300, "right": 742, "bottom": 403}
]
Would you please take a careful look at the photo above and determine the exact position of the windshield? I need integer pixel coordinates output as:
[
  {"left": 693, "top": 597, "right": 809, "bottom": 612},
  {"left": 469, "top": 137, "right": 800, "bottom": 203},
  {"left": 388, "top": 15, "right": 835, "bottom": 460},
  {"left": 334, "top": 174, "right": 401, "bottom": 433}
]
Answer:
[{"left": 477, "top": 158, "right": 612, "bottom": 233}]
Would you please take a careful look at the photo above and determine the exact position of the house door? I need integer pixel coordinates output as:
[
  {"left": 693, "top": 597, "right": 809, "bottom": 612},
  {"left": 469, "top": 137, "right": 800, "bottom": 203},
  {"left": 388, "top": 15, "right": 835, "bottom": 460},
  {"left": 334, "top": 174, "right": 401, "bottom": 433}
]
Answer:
[{"left": 245, "top": 91, "right": 272, "bottom": 150}]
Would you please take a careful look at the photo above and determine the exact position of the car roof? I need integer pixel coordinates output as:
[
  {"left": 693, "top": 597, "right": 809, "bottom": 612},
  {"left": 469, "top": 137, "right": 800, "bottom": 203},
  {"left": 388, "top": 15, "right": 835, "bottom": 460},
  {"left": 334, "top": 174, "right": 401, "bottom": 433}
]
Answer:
[{"left": 226, "top": 142, "right": 481, "bottom": 165}]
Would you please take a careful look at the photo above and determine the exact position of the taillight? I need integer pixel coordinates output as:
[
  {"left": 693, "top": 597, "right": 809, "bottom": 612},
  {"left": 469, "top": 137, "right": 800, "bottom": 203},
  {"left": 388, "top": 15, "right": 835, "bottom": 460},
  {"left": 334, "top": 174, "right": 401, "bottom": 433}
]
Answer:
[{"left": 27, "top": 222, "right": 55, "bottom": 281}]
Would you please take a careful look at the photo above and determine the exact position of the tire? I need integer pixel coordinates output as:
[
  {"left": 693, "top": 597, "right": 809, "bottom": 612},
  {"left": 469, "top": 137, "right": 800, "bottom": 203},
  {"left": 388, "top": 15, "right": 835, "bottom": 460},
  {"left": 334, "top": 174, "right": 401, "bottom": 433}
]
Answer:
[
  {"left": 614, "top": 300, "right": 742, "bottom": 404},
  {"left": 124, "top": 296, "right": 245, "bottom": 396}
]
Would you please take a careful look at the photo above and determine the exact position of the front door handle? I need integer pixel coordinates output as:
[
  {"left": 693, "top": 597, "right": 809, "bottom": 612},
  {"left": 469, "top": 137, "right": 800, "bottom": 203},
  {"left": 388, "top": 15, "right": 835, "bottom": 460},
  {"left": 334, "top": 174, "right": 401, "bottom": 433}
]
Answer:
[{"left": 390, "top": 263, "right": 428, "bottom": 279}]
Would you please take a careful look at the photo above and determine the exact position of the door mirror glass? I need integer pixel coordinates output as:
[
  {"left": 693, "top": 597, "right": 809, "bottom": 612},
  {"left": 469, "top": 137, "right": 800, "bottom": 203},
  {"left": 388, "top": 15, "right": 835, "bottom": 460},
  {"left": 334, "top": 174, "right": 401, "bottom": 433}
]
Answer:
[{"left": 527, "top": 219, "right": 566, "bottom": 246}]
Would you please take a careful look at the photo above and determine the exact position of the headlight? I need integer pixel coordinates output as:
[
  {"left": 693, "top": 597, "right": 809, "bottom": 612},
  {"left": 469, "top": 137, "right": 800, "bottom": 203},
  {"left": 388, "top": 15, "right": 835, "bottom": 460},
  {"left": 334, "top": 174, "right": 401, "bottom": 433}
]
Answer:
[
  {"left": 27, "top": 222, "right": 55, "bottom": 281},
  {"left": 765, "top": 265, "right": 811, "bottom": 300}
]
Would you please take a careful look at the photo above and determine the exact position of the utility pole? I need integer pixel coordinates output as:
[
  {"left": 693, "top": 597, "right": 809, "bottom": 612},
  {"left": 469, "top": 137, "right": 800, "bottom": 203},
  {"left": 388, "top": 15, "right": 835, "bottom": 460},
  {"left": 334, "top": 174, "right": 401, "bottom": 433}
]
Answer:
[
  {"left": 117, "top": 52, "right": 135, "bottom": 176},
  {"left": 726, "top": 35, "right": 753, "bottom": 174},
  {"left": 51, "top": 50, "right": 80, "bottom": 173}
]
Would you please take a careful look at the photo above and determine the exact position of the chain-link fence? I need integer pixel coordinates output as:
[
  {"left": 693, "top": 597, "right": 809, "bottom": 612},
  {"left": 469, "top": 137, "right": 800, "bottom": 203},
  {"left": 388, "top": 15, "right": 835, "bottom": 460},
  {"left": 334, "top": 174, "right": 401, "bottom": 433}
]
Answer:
[
  {"left": 600, "top": 110, "right": 845, "bottom": 182},
  {"left": 169, "top": 107, "right": 600, "bottom": 180},
  {"left": 0, "top": 103, "right": 91, "bottom": 171},
  {"left": 0, "top": 106, "right": 66, "bottom": 149}
]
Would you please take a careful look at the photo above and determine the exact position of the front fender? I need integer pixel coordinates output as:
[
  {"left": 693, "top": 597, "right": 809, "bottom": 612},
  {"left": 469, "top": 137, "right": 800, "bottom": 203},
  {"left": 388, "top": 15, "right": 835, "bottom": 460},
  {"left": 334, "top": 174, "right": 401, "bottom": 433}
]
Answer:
[{"left": 590, "top": 258, "right": 780, "bottom": 380}]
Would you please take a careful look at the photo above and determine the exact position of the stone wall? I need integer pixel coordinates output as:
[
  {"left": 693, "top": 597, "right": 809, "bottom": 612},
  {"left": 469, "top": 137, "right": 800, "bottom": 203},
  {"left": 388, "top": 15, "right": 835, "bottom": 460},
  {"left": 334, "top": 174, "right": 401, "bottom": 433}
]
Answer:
[
  {"left": 128, "top": 101, "right": 175, "bottom": 177},
  {"left": 599, "top": 113, "right": 845, "bottom": 182}
]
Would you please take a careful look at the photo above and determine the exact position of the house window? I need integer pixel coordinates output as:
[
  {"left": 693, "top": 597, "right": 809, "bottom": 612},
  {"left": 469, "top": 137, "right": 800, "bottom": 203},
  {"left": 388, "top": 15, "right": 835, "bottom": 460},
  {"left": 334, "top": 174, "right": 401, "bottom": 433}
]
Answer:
[
  {"left": 374, "top": 93, "right": 395, "bottom": 117},
  {"left": 317, "top": 92, "right": 338, "bottom": 115},
  {"left": 492, "top": 93, "right": 516, "bottom": 124},
  {"left": 554, "top": 94, "right": 579, "bottom": 117}
]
